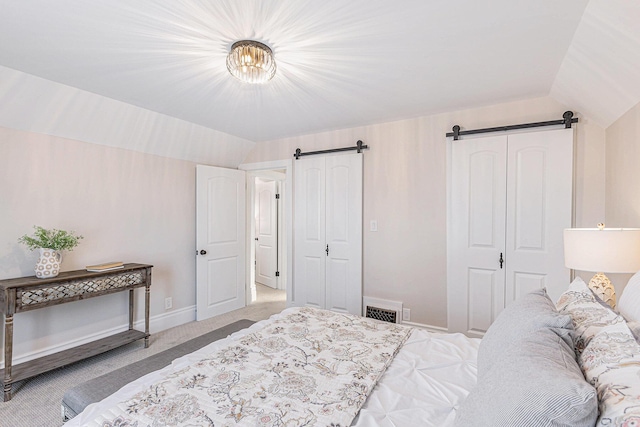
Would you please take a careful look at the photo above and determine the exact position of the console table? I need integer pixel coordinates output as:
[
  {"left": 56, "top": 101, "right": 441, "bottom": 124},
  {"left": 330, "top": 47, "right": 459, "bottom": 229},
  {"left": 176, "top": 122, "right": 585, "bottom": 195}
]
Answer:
[{"left": 0, "top": 263, "right": 152, "bottom": 401}]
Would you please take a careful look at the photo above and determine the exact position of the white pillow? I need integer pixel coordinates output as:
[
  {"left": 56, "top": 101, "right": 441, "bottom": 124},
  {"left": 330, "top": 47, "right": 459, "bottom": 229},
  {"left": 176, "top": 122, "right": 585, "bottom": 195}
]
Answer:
[{"left": 618, "top": 271, "right": 640, "bottom": 322}]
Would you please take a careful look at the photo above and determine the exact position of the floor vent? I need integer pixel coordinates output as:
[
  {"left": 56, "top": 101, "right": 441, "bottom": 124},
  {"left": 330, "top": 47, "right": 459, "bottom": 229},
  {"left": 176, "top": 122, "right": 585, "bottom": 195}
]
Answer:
[{"left": 365, "top": 306, "right": 397, "bottom": 323}]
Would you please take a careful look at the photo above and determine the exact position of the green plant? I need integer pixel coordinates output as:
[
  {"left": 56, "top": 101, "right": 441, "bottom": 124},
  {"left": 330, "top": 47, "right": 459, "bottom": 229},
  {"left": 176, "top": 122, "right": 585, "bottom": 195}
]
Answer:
[{"left": 18, "top": 226, "right": 83, "bottom": 251}]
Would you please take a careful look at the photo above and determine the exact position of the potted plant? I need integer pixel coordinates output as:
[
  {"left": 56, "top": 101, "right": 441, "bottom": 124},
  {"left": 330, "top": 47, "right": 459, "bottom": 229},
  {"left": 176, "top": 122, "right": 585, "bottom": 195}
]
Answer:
[{"left": 18, "top": 226, "right": 83, "bottom": 278}]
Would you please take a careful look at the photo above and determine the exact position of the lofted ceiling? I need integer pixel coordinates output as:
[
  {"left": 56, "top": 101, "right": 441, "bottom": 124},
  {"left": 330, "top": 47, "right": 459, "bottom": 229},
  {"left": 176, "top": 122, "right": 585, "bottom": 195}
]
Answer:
[{"left": 0, "top": 0, "right": 638, "bottom": 143}]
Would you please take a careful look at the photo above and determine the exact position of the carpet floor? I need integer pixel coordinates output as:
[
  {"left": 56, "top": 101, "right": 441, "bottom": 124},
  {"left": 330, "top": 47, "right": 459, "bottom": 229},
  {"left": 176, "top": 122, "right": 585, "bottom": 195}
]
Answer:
[{"left": 0, "top": 284, "right": 286, "bottom": 427}]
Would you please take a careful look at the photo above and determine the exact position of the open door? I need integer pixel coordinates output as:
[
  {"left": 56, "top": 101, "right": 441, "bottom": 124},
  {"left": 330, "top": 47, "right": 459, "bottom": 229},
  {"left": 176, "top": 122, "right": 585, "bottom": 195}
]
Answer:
[
  {"left": 196, "top": 165, "right": 246, "bottom": 321},
  {"left": 255, "top": 178, "right": 278, "bottom": 289}
]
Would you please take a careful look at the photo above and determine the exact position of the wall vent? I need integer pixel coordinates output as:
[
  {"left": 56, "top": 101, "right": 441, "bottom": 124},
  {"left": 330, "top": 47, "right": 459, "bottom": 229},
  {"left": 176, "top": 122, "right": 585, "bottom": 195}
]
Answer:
[
  {"left": 362, "top": 297, "right": 403, "bottom": 324},
  {"left": 366, "top": 306, "right": 397, "bottom": 323}
]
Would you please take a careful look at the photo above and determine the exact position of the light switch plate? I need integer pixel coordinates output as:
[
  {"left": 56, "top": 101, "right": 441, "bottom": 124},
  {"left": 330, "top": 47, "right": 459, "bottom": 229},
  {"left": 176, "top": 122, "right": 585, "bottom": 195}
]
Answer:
[{"left": 370, "top": 220, "right": 378, "bottom": 232}]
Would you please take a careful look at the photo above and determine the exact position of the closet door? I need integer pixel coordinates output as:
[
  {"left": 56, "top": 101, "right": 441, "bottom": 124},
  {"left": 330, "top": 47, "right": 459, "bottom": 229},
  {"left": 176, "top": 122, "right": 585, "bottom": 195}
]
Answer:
[
  {"left": 293, "top": 156, "right": 326, "bottom": 309},
  {"left": 504, "top": 129, "right": 573, "bottom": 304},
  {"left": 293, "top": 153, "right": 363, "bottom": 315},
  {"left": 448, "top": 136, "right": 508, "bottom": 336},
  {"left": 325, "top": 154, "right": 363, "bottom": 314},
  {"left": 447, "top": 129, "right": 573, "bottom": 337}
]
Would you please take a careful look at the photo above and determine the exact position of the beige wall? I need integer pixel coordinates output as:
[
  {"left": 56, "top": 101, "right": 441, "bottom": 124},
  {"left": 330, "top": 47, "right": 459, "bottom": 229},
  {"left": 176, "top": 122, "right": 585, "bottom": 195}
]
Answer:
[
  {"left": 604, "top": 101, "right": 640, "bottom": 293},
  {"left": 0, "top": 94, "right": 608, "bottom": 362},
  {"left": 0, "top": 126, "right": 197, "bottom": 362},
  {"left": 245, "top": 96, "right": 606, "bottom": 327}
]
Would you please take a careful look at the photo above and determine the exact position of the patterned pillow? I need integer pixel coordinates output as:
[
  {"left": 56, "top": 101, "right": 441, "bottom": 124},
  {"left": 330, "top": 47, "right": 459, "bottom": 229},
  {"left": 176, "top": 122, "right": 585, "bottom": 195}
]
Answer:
[
  {"left": 556, "top": 277, "right": 624, "bottom": 355},
  {"left": 580, "top": 321, "right": 640, "bottom": 426}
]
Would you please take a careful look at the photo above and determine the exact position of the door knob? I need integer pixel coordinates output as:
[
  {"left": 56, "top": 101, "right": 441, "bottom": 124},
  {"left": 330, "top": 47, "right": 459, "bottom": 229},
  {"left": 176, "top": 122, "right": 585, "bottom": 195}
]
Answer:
[{"left": 200, "top": 250, "right": 207, "bottom": 255}]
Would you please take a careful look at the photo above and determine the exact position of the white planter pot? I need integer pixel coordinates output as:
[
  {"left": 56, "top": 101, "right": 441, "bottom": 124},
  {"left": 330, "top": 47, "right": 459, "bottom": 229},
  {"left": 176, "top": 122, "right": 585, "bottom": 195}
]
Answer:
[{"left": 35, "top": 248, "right": 62, "bottom": 278}]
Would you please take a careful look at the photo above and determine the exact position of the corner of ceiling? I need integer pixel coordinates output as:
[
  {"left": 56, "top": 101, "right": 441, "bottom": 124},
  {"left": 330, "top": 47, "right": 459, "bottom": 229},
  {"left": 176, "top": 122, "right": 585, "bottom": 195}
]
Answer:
[
  {"left": 0, "top": 65, "right": 256, "bottom": 167},
  {"left": 549, "top": 0, "right": 640, "bottom": 130}
]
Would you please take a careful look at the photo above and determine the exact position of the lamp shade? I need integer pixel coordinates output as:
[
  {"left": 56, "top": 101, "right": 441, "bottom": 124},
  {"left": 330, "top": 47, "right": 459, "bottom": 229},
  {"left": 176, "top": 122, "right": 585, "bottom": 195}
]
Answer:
[{"left": 564, "top": 228, "right": 640, "bottom": 273}]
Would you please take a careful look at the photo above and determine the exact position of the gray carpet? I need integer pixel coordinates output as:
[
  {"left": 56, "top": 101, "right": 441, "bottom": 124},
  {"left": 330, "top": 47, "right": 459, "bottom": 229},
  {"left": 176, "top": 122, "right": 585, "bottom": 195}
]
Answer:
[{"left": 0, "top": 284, "right": 285, "bottom": 427}]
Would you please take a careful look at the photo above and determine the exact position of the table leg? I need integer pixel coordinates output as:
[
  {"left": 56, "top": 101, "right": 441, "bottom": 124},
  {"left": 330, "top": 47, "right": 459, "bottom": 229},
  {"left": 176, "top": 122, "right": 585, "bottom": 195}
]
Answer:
[
  {"left": 4, "top": 314, "right": 13, "bottom": 402},
  {"left": 128, "top": 289, "right": 134, "bottom": 330},
  {"left": 144, "top": 284, "right": 150, "bottom": 348}
]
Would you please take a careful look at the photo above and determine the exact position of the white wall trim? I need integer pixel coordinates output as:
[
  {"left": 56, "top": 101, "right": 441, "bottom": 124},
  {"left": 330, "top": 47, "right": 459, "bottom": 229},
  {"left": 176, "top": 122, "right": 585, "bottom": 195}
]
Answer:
[
  {"left": 401, "top": 320, "right": 449, "bottom": 334},
  {"left": 136, "top": 305, "right": 196, "bottom": 334},
  {"left": 4, "top": 305, "right": 196, "bottom": 365}
]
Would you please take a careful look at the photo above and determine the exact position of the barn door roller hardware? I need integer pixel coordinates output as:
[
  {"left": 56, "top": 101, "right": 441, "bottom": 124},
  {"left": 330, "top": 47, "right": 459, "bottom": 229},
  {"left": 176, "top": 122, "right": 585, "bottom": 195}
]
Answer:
[
  {"left": 294, "top": 140, "right": 369, "bottom": 159},
  {"left": 446, "top": 111, "right": 578, "bottom": 141}
]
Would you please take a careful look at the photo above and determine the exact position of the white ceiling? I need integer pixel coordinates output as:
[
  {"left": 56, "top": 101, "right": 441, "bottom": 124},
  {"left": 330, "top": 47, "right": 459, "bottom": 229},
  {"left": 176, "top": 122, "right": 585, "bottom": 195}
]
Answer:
[{"left": 0, "top": 0, "right": 638, "bottom": 142}]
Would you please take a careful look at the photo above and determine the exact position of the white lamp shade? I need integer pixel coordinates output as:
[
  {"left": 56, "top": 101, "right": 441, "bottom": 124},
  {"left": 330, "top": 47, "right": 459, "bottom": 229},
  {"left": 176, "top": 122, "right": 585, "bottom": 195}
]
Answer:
[{"left": 564, "top": 228, "right": 640, "bottom": 273}]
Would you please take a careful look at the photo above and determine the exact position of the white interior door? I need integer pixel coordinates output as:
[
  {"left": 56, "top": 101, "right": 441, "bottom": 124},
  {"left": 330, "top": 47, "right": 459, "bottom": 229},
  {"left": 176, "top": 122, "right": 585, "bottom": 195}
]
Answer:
[
  {"left": 196, "top": 165, "right": 246, "bottom": 321},
  {"left": 504, "top": 129, "right": 573, "bottom": 304},
  {"left": 255, "top": 178, "right": 278, "bottom": 289},
  {"left": 293, "top": 153, "right": 363, "bottom": 315},
  {"left": 448, "top": 135, "right": 508, "bottom": 337},
  {"left": 293, "top": 156, "right": 326, "bottom": 309}
]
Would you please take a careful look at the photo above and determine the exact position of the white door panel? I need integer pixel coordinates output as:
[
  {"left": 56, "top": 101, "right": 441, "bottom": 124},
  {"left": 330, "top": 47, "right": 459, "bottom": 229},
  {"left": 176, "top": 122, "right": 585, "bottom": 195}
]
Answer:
[
  {"left": 505, "top": 129, "right": 573, "bottom": 304},
  {"left": 467, "top": 268, "right": 499, "bottom": 334},
  {"left": 255, "top": 179, "right": 277, "bottom": 289},
  {"left": 325, "top": 155, "right": 362, "bottom": 315},
  {"left": 294, "top": 157, "right": 326, "bottom": 308},
  {"left": 511, "top": 272, "right": 546, "bottom": 301},
  {"left": 196, "top": 165, "right": 246, "bottom": 321},
  {"left": 449, "top": 136, "right": 507, "bottom": 337}
]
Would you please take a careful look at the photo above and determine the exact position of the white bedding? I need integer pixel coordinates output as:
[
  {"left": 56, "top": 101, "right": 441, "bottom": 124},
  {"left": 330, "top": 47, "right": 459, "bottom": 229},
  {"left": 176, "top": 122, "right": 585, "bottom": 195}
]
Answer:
[
  {"left": 66, "top": 308, "right": 479, "bottom": 426},
  {"left": 354, "top": 328, "right": 479, "bottom": 426}
]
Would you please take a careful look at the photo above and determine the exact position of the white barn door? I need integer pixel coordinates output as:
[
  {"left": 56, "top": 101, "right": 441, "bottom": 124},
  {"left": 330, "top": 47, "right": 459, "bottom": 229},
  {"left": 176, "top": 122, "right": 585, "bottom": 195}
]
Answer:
[
  {"left": 449, "top": 135, "right": 508, "bottom": 336},
  {"left": 294, "top": 157, "right": 326, "bottom": 309},
  {"left": 448, "top": 129, "right": 573, "bottom": 337},
  {"left": 293, "top": 153, "right": 363, "bottom": 315},
  {"left": 196, "top": 165, "right": 246, "bottom": 321},
  {"left": 325, "top": 155, "right": 363, "bottom": 314},
  {"left": 504, "top": 131, "right": 573, "bottom": 304}
]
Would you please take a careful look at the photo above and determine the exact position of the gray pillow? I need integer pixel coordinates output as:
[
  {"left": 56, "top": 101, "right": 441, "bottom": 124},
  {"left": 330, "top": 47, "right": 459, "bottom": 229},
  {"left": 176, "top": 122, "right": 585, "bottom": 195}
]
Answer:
[
  {"left": 477, "top": 288, "right": 574, "bottom": 378},
  {"left": 455, "top": 289, "right": 598, "bottom": 427}
]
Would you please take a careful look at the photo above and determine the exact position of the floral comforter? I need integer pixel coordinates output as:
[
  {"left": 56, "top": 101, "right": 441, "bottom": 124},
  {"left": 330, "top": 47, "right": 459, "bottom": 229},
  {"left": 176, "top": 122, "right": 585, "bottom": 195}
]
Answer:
[{"left": 89, "top": 307, "right": 413, "bottom": 427}]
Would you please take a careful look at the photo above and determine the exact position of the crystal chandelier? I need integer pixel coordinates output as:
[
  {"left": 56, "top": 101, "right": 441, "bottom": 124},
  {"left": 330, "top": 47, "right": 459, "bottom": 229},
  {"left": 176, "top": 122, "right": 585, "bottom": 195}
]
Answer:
[{"left": 226, "top": 40, "right": 276, "bottom": 84}]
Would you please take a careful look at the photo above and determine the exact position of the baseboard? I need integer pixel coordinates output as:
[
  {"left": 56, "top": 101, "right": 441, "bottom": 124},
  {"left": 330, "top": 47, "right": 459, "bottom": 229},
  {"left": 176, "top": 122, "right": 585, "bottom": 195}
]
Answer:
[
  {"left": 401, "top": 320, "right": 448, "bottom": 334},
  {"left": 135, "top": 305, "right": 196, "bottom": 334},
  {"left": 6, "top": 305, "right": 197, "bottom": 365}
]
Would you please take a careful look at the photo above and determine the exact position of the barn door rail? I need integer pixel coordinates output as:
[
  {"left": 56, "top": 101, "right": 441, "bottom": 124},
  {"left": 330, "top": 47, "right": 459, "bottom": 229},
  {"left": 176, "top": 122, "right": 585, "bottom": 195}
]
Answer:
[
  {"left": 446, "top": 111, "right": 578, "bottom": 141},
  {"left": 294, "top": 140, "right": 368, "bottom": 159}
]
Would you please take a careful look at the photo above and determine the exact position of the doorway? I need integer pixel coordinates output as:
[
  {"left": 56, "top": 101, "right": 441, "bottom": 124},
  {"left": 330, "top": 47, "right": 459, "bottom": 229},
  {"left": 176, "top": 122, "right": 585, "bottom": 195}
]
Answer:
[{"left": 240, "top": 160, "right": 293, "bottom": 307}]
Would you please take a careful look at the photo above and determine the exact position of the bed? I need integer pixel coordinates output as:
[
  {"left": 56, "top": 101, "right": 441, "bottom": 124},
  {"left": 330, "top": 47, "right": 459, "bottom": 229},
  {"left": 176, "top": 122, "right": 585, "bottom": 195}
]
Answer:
[{"left": 64, "top": 273, "right": 640, "bottom": 427}]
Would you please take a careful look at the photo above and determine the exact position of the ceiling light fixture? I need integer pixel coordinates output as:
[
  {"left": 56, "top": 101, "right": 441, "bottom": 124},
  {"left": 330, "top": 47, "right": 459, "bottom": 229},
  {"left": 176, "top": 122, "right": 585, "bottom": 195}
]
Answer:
[{"left": 226, "top": 40, "right": 276, "bottom": 84}]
